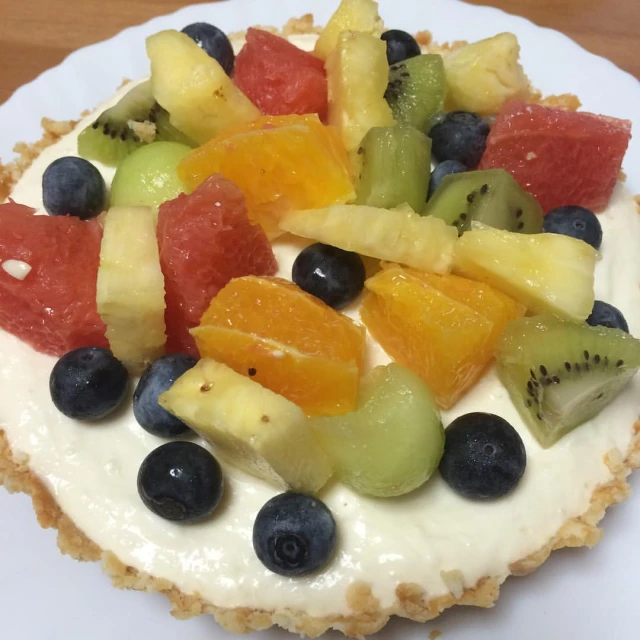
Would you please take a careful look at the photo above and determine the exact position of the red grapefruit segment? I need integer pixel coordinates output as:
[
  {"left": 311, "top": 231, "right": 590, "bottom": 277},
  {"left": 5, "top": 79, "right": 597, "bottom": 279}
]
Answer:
[
  {"left": 479, "top": 100, "right": 631, "bottom": 212},
  {"left": 157, "top": 174, "right": 278, "bottom": 355},
  {"left": 0, "top": 201, "right": 107, "bottom": 355},
  {"left": 234, "top": 28, "right": 328, "bottom": 121}
]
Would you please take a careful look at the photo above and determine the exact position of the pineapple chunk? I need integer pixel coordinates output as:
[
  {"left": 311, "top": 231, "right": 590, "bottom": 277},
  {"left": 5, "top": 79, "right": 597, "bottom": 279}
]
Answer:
[
  {"left": 159, "top": 359, "right": 333, "bottom": 494},
  {"left": 454, "top": 226, "right": 597, "bottom": 321},
  {"left": 146, "top": 30, "right": 259, "bottom": 144},
  {"left": 314, "top": 0, "right": 384, "bottom": 60},
  {"left": 279, "top": 204, "right": 457, "bottom": 274},
  {"left": 97, "top": 207, "right": 166, "bottom": 373},
  {"left": 444, "top": 33, "right": 531, "bottom": 115},
  {"left": 326, "top": 31, "right": 395, "bottom": 153}
]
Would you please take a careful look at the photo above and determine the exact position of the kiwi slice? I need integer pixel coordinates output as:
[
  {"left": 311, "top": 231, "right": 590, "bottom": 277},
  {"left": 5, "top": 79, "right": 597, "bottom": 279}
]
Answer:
[
  {"left": 77, "top": 81, "right": 195, "bottom": 167},
  {"left": 385, "top": 54, "right": 446, "bottom": 133},
  {"left": 355, "top": 126, "right": 431, "bottom": 211},
  {"left": 424, "top": 169, "right": 543, "bottom": 234},
  {"left": 497, "top": 315, "right": 640, "bottom": 448}
]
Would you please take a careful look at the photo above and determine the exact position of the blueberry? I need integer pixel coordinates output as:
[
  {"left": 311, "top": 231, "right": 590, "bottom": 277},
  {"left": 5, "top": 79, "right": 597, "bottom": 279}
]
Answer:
[
  {"left": 42, "top": 157, "right": 106, "bottom": 220},
  {"left": 587, "top": 300, "right": 629, "bottom": 333},
  {"left": 134, "top": 354, "right": 198, "bottom": 438},
  {"left": 181, "top": 22, "right": 235, "bottom": 75},
  {"left": 381, "top": 30, "right": 421, "bottom": 65},
  {"left": 439, "top": 412, "right": 526, "bottom": 500},
  {"left": 428, "top": 160, "right": 468, "bottom": 199},
  {"left": 49, "top": 347, "right": 128, "bottom": 420},
  {"left": 292, "top": 243, "right": 366, "bottom": 309},
  {"left": 543, "top": 205, "right": 602, "bottom": 249},
  {"left": 137, "top": 441, "right": 223, "bottom": 522},
  {"left": 429, "top": 111, "right": 490, "bottom": 169},
  {"left": 253, "top": 492, "right": 336, "bottom": 577}
]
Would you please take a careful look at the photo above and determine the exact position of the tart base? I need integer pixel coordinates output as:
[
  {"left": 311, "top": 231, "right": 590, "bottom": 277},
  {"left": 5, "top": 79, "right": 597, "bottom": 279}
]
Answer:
[
  {"left": 2, "top": 424, "right": 638, "bottom": 638},
  {"left": 1, "top": 15, "right": 640, "bottom": 638}
]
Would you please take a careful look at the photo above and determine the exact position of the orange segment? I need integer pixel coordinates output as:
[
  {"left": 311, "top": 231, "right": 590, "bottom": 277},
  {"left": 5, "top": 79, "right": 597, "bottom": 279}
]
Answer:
[
  {"left": 177, "top": 114, "right": 355, "bottom": 237},
  {"left": 361, "top": 266, "right": 524, "bottom": 408},
  {"left": 192, "top": 276, "right": 366, "bottom": 415}
]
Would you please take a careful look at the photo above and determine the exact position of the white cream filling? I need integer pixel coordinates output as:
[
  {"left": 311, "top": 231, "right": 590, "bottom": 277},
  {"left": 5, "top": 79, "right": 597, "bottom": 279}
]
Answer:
[{"left": 1, "top": 34, "right": 640, "bottom": 619}]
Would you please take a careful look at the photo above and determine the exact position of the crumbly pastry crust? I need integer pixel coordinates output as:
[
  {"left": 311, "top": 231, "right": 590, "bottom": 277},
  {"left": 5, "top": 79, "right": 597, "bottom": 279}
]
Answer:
[{"left": 0, "top": 15, "right": 639, "bottom": 638}]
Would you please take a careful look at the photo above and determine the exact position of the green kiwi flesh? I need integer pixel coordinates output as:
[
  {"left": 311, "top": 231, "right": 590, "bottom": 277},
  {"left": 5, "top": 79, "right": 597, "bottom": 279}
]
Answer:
[
  {"left": 355, "top": 126, "right": 431, "bottom": 211},
  {"left": 385, "top": 54, "right": 446, "bottom": 133},
  {"left": 424, "top": 169, "right": 543, "bottom": 234},
  {"left": 497, "top": 315, "right": 640, "bottom": 448},
  {"left": 77, "top": 81, "right": 195, "bottom": 167}
]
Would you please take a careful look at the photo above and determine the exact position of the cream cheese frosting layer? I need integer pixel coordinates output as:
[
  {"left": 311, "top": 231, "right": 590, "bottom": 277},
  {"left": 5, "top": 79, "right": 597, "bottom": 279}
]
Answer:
[{"left": 2, "top": 34, "right": 640, "bottom": 619}]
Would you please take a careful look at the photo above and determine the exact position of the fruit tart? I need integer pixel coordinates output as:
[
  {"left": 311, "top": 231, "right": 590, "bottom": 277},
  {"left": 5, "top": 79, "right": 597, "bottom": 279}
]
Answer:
[{"left": 1, "top": 0, "right": 639, "bottom": 637}]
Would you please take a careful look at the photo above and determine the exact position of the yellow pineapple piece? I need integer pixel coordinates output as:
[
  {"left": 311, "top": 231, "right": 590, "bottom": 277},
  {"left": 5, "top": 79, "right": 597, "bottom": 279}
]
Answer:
[
  {"left": 314, "top": 0, "right": 384, "bottom": 60},
  {"left": 96, "top": 206, "right": 166, "bottom": 373},
  {"left": 146, "top": 30, "right": 259, "bottom": 144},
  {"left": 326, "top": 31, "right": 395, "bottom": 153},
  {"left": 160, "top": 358, "right": 333, "bottom": 493},
  {"left": 444, "top": 33, "right": 531, "bottom": 115},
  {"left": 279, "top": 204, "right": 457, "bottom": 274}
]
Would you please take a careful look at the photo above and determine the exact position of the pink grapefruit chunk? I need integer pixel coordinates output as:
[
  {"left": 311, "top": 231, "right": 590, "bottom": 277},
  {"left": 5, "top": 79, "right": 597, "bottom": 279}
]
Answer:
[
  {"left": 234, "top": 28, "right": 328, "bottom": 121},
  {"left": 157, "top": 174, "right": 278, "bottom": 355},
  {"left": 0, "top": 201, "right": 107, "bottom": 356},
  {"left": 479, "top": 100, "right": 631, "bottom": 212}
]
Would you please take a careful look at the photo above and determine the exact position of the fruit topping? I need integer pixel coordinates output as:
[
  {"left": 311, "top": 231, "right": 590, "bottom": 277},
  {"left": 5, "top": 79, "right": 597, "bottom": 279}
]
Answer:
[
  {"left": 312, "top": 363, "right": 445, "bottom": 497},
  {"left": 137, "top": 441, "right": 224, "bottom": 522},
  {"left": 181, "top": 22, "right": 235, "bottom": 75},
  {"left": 587, "top": 300, "right": 629, "bottom": 333},
  {"left": 235, "top": 28, "right": 328, "bottom": 120},
  {"left": 157, "top": 175, "right": 277, "bottom": 355},
  {"left": 49, "top": 347, "right": 129, "bottom": 420},
  {"left": 479, "top": 100, "right": 632, "bottom": 212},
  {"left": 356, "top": 126, "right": 431, "bottom": 210},
  {"left": 429, "top": 111, "right": 490, "bottom": 168},
  {"left": 498, "top": 315, "right": 640, "bottom": 447},
  {"left": 110, "top": 141, "right": 191, "bottom": 210},
  {"left": 292, "top": 243, "right": 366, "bottom": 309},
  {"left": 425, "top": 168, "right": 543, "bottom": 234},
  {"left": 146, "top": 30, "right": 259, "bottom": 145},
  {"left": 77, "top": 81, "right": 193, "bottom": 167},
  {"left": 542, "top": 205, "right": 602, "bottom": 250},
  {"left": 361, "top": 266, "right": 523, "bottom": 408},
  {"left": 279, "top": 204, "right": 457, "bottom": 274},
  {"left": 159, "top": 359, "right": 332, "bottom": 493},
  {"left": 314, "top": 0, "right": 383, "bottom": 61},
  {"left": 385, "top": 54, "right": 446, "bottom": 133},
  {"left": 326, "top": 31, "right": 395, "bottom": 153},
  {"left": 42, "top": 157, "right": 106, "bottom": 220},
  {"left": 443, "top": 33, "right": 530, "bottom": 115},
  {"left": 381, "top": 29, "right": 421, "bottom": 65},
  {"left": 428, "top": 160, "right": 467, "bottom": 199},
  {"left": 439, "top": 412, "right": 526, "bottom": 500},
  {"left": 177, "top": 115, "right": 354, "bottom": 237},
  {"left": 454, "top": 225, "right": 597, "bottom": 321},
  {"left": 96, "top": 206, "right": 166, "bottom": 373},
  {"left": 133, "top": 354, "right": 198, "bottom": 438},
  {"left": 0, "top": 202, "right": 107, "bottom": 355},
  {"left": 192, "top": 276, "right": 365, "bottom": 416},
  {"left": 253, "top": 492, "right": 336, "bottom": 577}
]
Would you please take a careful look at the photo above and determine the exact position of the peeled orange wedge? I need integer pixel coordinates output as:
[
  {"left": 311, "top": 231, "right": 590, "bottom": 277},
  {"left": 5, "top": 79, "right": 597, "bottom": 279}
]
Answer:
[
  {"left": 361, "top": 265, "right": 524, "bottom": 408},
  {"left": 192, "top": 276, "right": 366, "bottom": 415},
  {"left": 177, "top": 115, "right": 355, "bottom": 237}
]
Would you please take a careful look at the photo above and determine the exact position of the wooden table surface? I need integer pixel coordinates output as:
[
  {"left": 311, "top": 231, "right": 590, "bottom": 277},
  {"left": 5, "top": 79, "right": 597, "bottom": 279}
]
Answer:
[{"left": 0, "top": 0, "right": 638, "bottom": 105}]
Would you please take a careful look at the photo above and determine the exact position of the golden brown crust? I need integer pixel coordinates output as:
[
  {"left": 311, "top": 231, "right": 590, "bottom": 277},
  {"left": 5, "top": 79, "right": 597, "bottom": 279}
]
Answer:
[
  {"left": 0, "top": 15, "right": 635, "bottom": 637},
  {"left": 0, "top": 118, "right": 76, "bottom": 201},
  {"left": 2, "top": 423, "right": 639, "bottom": 637}
]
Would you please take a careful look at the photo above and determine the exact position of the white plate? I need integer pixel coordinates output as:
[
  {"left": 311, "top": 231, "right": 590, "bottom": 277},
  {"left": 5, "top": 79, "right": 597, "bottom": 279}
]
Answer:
[{"left": 0, "top": 1, "right": 638, "bottom": 639}]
